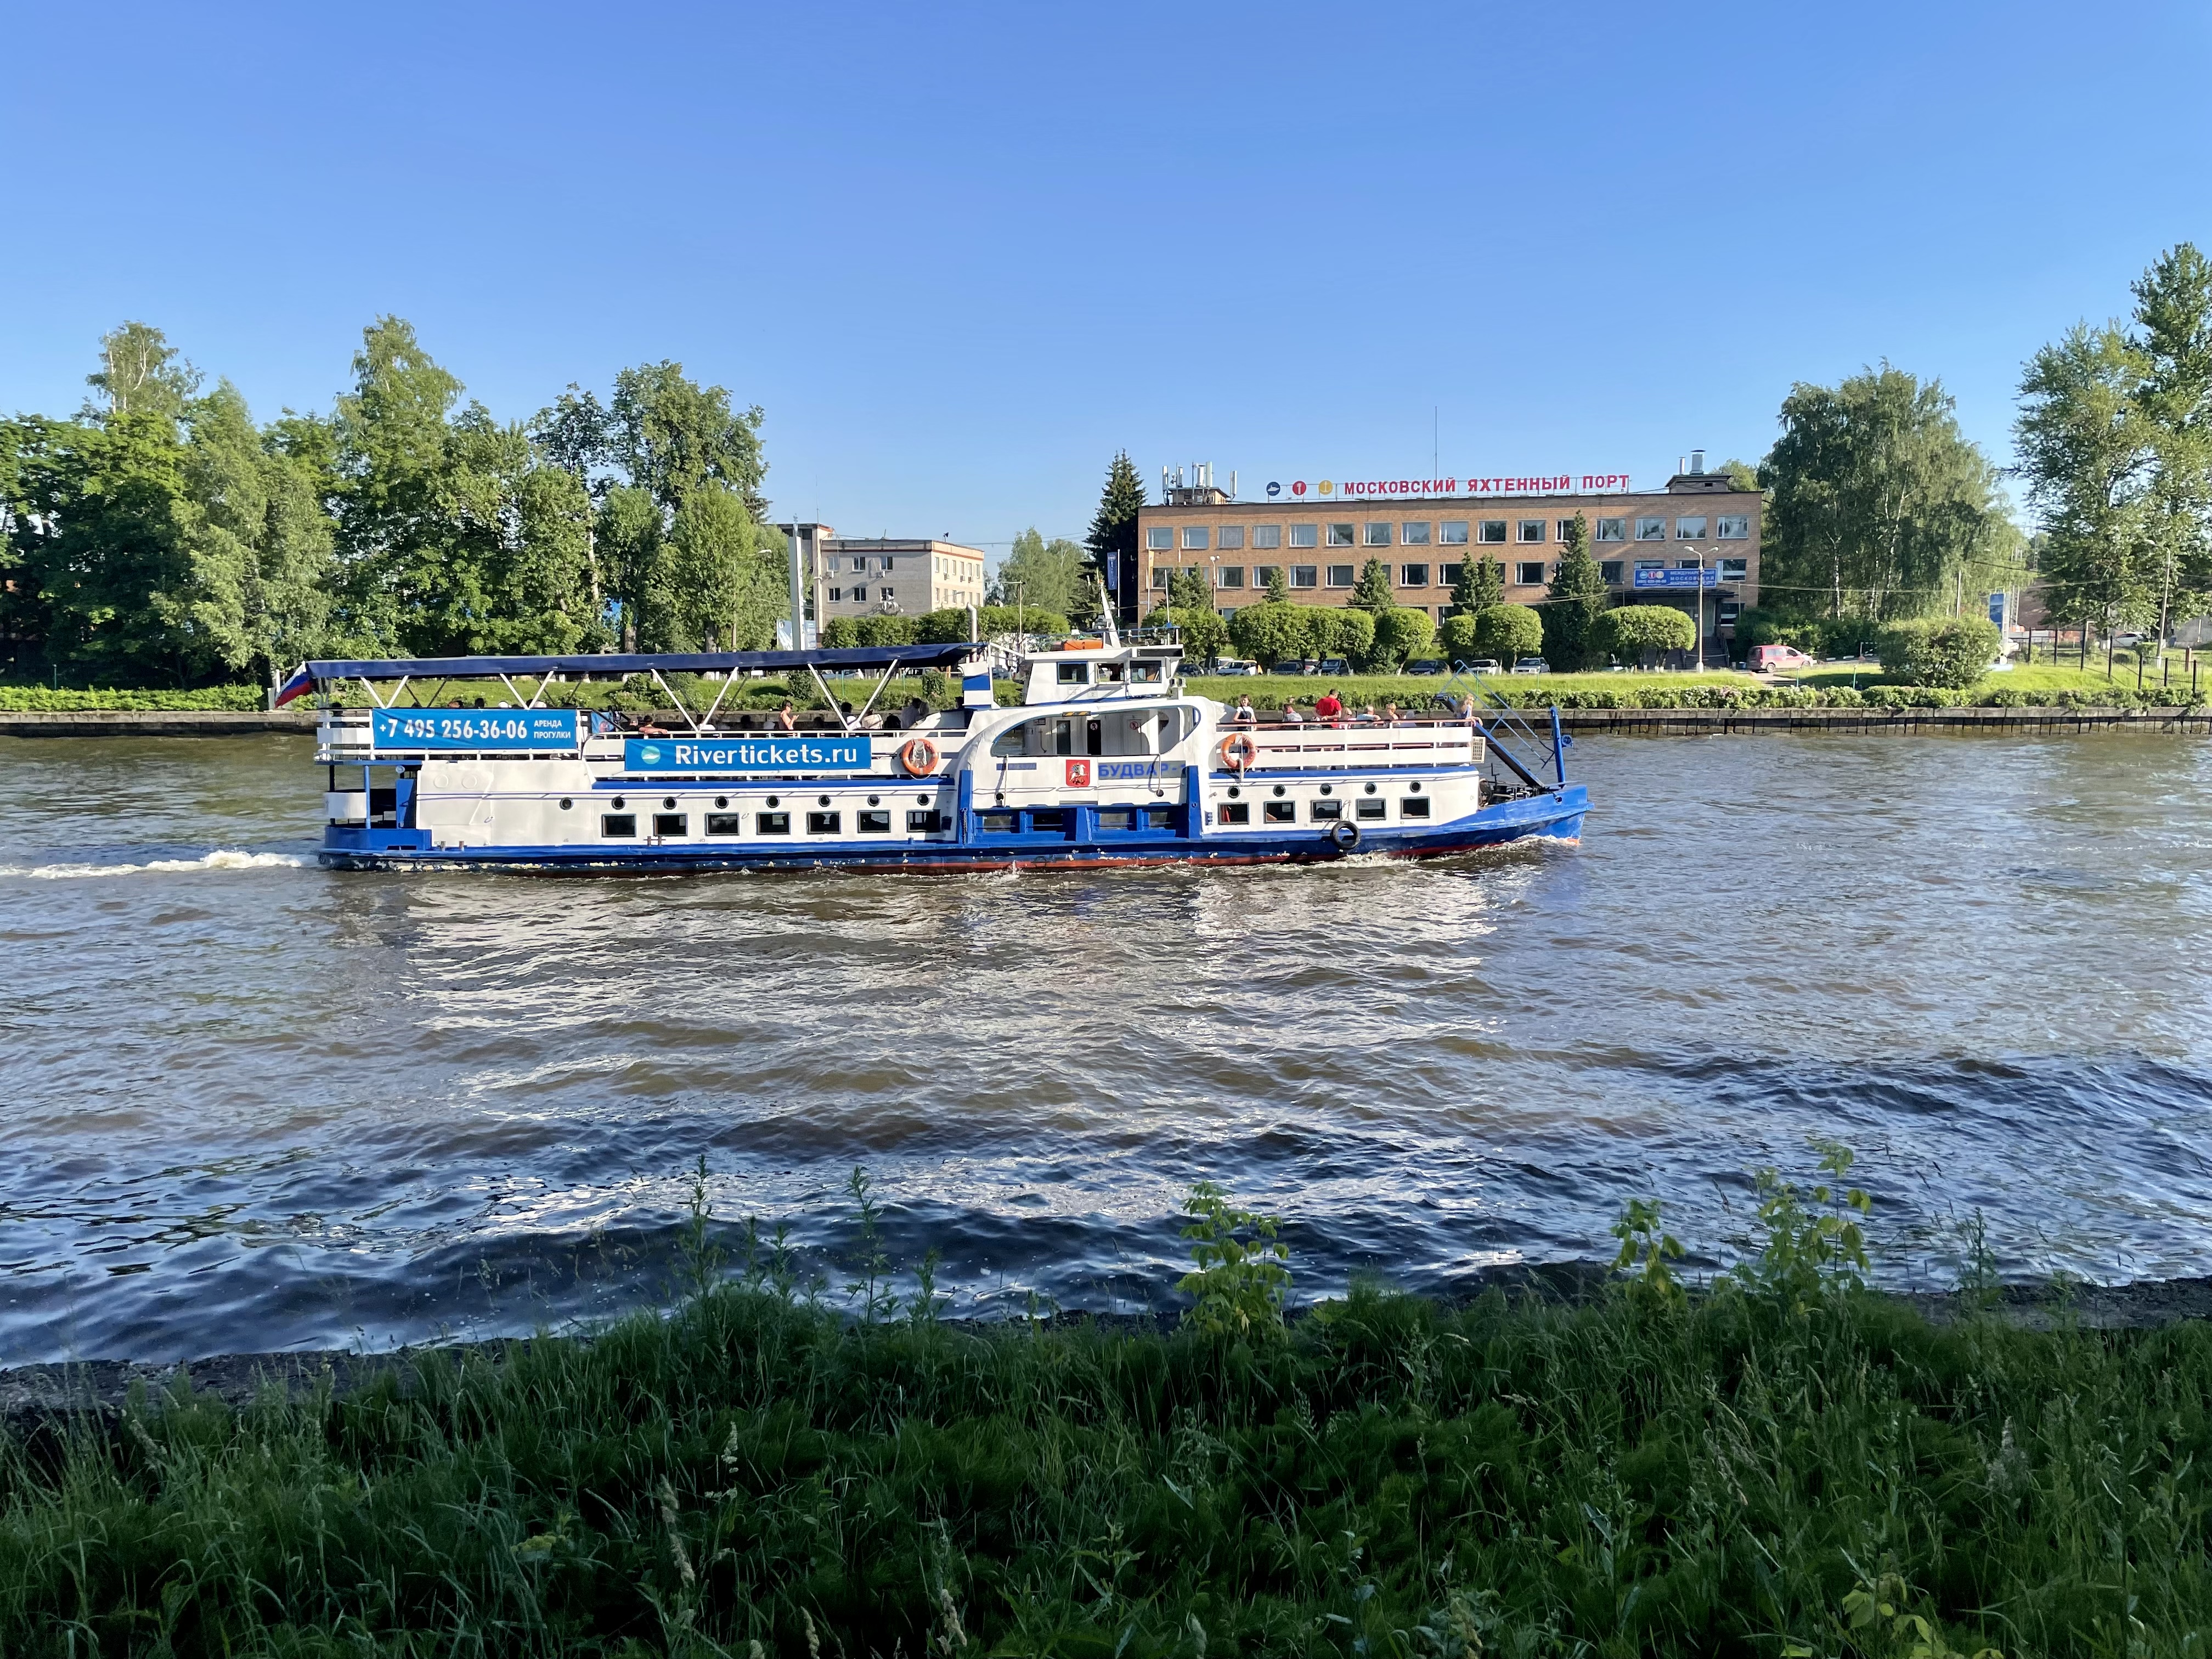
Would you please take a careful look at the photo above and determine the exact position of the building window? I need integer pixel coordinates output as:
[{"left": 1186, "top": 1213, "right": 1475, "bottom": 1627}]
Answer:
[
  {"left": 1252, "top": 524, "right": 1281, "bottom": 549},
  {"left": 1600, "top": 561, "right": 1624, "bottom": 584},
  {"left": 1325, "top": 522, "right": 1355, "bottom": 547},
  {"left": 1635, "top": 517, "right": 1667, "bottom": 540},
  {"left": 827, "top": 587, "right": 845, "bottom": 602},
  {"left": 1635, "top": 558, "right": 1664, "bottom": 572},
  {"left": 1716, "top": 515, "right": 1750, "bottom": 539},
  {"left": 1145, "top": 526, "right": 1172, "bottom": 550},
  {"left": 1401, "top": 521, "right": 1432, "bottom": 545},
  {"left": 1399, "top": 563, "right": 1430, "bottom": 588},
  {"left": 1517, "top": 519, "right": 1546, "bottom": 543},
  {"left": 806, "top": 811, "right": 841, "bottom": 834},
  {"left": 1291, "top": 565, "right": 1318, "bottom": 588},
  {"left": 1183, "top": 527, "right": 1209, "bottom": 550},
  {"left": 1718, "top": 558, "right": 1748, "bottom": 582},
  {"left": 1217, "top": 565, "right": 1245, "bottom": 589},
  {"left": 1438, "top": 561, "right": 1464, "bottom": 588},
  {"left": 1150, "top": 568, "right": 1168, "bottom": 590},
  {"left": 1596, "top": 517, "right": 1626, "bottom": 542},
  {"left": 1326, "top": 565, "right": 1355, "bottom": 587},
  {"left": 881, "top": 557, "right": 896, "bottom": 571},
  {"left": 1675, "top": 517, "right": 1707, "bottom": 539},
  {"left": 1288, "top": 523, "right": 1318, "bottom": 548},
  {"left": 601, "top": 813, "right": 636, "bottom": 838},
  {"left": 1218, "top": 525, "right": 1244, "bottom": 550},
  {"left": 1515, "top": 561, "right": 1547, "bottom": 585},
  {"left": 1557, "top": 520, "right": 1581, "bottom": 540},
  {"left": 1440, "top": 520, "right": 1470, "bottom": 545},
  {"left": 1363, "top": 521, "right": 1391, "bottom": 546},
  {"left": 1718, "top": 601, "right": 1741, "bottom": 624},
  {"left": 1479, "top": 520, "right": 1508, "bottom": 543},
  {"left": 1254, "top": 565, "right": 1280, "bottom": 589}
]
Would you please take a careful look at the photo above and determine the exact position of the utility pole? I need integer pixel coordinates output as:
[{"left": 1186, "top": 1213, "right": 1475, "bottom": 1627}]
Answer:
[{"left": 785, "top": 522, "right": 806, "bottom": 651}]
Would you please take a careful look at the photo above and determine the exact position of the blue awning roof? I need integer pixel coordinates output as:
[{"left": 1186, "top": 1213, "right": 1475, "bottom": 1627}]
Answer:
[{"left": 297, "top": 646, "right": 981, "bottom": 682}]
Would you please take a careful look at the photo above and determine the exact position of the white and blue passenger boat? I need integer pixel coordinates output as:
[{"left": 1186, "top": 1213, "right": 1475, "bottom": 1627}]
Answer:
[{"left": 283, "top": 635, "right": 1588, "bottom": 872}]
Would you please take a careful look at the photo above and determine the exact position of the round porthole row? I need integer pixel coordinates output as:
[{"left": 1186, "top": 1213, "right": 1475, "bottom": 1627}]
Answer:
[
  {"left": 817, "top": 794, "right": 831, "bottom": 807},
  {"left": 1364, "top": 781, "right": 1378, "bottom": 794},
  {"left": 1319, "top": 783, "right": 1333, "bottom": 795},
  {"left": 1272, "top": 784, "right": 1286, "bottom": 797},
  {"left": 663, "top": 797, "right": 676, "bottom": 810},
  {"left": 715, "top": 796, "right": 729, "bottom": 809},
  {"left": 612, "top": 796, "right": 626, "bottom": 810},
  {"left": 558, "top": 798, "right": 573, "bottom": 810}
]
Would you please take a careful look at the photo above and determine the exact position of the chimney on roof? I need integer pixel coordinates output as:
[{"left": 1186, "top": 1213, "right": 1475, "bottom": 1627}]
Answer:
[{"left": 1690, "top": 449, "right": 1706, "bottom": 475}]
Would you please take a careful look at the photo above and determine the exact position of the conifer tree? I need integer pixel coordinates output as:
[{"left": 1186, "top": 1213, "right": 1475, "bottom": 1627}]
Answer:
[
  {"left": 1083, "top": 450, "right": 1146, "bottom": 620},
  {"left": 1265, "top": 565, "right": 1291, "bottom": 603},
  {"left": 1452, "top": 553, "right": 1503, "bottom": 612},
  {"left": 1543, "top": 514, "right": 1611, "bottom": 669},
  {"left": 1350, "top": 556, "right": 1396, "bottom": 613}
]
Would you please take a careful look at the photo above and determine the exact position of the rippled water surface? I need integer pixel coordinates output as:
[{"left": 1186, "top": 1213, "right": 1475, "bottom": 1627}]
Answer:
[{"left": 4, "top": 731, "right": 2210, "bottom": 1363}]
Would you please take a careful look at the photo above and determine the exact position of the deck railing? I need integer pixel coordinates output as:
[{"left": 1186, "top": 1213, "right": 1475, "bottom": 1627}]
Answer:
[{"left": 1216, "top": 719, "right": 1482, "bottom": 770}]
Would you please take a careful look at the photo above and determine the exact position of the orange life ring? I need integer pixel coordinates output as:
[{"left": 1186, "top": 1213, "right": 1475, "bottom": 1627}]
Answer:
[
  {"left": 1217, "top": 732, "right": 1258, "bottom": 771},
  {"left": 897, "top": 737, "right": 939, "bottom": 777}
]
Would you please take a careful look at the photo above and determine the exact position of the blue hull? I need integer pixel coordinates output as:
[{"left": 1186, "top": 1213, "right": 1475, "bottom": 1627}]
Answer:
[{"left": 319, "top": 786, "right": 1588, "bottom": 873}]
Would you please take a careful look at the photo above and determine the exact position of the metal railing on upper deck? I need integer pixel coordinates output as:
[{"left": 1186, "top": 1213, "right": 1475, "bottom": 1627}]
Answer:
[
  {"left": 1430, "top": 665, "right": 1568, "bottom": 791},
  {"left": 1217, "top": 719, "right": 1481, "bottom": 771}
]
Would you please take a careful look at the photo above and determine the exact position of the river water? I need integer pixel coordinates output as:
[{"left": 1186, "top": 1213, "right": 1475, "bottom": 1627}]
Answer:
[{"left": 2, "top": 731, "right": 2209, "bottom": 1364}]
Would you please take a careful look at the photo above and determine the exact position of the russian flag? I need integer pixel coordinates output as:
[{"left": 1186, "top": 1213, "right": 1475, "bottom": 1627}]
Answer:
[{"left": 272, "top": 664, "right": 316, "bottom": 708}]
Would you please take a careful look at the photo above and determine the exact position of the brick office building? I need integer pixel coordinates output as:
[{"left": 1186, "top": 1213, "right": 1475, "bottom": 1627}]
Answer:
[{"left": 1126, "top": 459, "right": 1761, "bottom": 663}]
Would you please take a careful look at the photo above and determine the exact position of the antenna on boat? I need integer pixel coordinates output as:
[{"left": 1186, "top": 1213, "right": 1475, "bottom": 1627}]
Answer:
[{"left": 1096, "top": 575, "right": 1119, "bottom": 647}]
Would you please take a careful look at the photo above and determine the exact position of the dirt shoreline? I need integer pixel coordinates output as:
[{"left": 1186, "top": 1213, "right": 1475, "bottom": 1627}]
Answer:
[{"left": 9, "top": 1267, "right": 2211, "bottom": 1433}]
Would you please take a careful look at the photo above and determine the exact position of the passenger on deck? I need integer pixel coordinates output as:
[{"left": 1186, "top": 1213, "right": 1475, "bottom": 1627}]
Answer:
[
  {"left": 774, "top": 701, "right": 798, "bottom": 732},
  {"left": 1314, "top": 687, "right": 1344, "bottom": 723},
  {"left": 1231, "top": 695, "right": 1257, "bottom": 727},
  {"left": 1384, "top": 702, "right": 1406, "bottom": 726},
  {"left": 1282, "top": 701, "right": 1305, "bottom": 726},
  {"left": 1355, "top": 703, "right": 1380, "bottom": 723},
  {"left": 1460, "top": 693, "right": 1487, "bottom": 731},
  {"left": 637, "top": 716, "right": 669, "bottom": 736}
]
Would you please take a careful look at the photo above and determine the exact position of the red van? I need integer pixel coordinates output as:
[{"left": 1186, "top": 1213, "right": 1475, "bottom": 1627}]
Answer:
[{"left": 1749, "top": 644, "right": 1814, "bottom": 673}]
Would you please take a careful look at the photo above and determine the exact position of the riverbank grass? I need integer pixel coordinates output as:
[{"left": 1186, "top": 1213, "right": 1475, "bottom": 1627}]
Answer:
[{"left": 5, "top": 1173, "right": 2211, "bottom": 1656}]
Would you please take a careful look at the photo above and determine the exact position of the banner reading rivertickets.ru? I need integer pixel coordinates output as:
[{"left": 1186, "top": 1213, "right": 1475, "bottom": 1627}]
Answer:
[{"left": 622, "top": 736, "right": 873, "bottom": 772}]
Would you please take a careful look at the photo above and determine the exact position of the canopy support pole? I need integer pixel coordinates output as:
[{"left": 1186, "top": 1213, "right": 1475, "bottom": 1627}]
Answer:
[
  {"left": 851, "top": 658, "right": 902, "bottom": 726},
  {"left": 647, "top": 668, "right": 703, "bottom": 735},
  {"left": 806, "top": 664, "right": 853, "bottom": 732}
]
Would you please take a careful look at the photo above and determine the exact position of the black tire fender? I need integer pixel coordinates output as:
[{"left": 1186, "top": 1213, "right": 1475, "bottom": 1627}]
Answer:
[{"left": 1327, "top": 819, "right": 1360, "bottom": 851}]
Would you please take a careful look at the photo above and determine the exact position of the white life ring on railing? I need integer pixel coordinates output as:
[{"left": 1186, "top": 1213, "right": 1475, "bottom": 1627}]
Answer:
[
  {"left": 1217, "top": 732, "right": 1258, "bottom": 771},
  {"left": 898, "top": 737, "right": 939, "bottom": 777}
]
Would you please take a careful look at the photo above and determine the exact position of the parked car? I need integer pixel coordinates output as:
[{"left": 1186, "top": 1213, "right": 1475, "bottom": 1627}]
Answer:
[
  {"left": 1212, "top": 657, "right": 1260, "bottom": 675},
  {"left": 1269, "top": 659, "right": 1317, "bottom": 676},
  {"left": 1460, "top": 658, "right": 1503, "bottom": 675},
  {"left": 1510, "top": 658, "right": 1548, "bottom": 675},
  {"left": 1748, "top": 644, "right": 1815, "bottom": 673},
  {"left": 1317, "top": 657, "right": 1352, "bottom": 676},
  {"left": 1404, "top": 658, "right": 1447, "bottom": 675}
]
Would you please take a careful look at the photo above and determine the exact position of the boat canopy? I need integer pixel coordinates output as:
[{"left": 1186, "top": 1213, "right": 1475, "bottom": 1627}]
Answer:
[{"left": 278, "top": 645, "right": 982, "bottom": 706}]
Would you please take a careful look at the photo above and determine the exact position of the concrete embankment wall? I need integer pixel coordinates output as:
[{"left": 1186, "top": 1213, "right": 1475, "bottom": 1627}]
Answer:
[{"left": 0, "top": 706, "right": 2207, "bottom": 739}]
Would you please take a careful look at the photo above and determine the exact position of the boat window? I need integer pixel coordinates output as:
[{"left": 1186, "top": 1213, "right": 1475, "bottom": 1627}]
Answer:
[
  {"left": 989, "top": 725, "right": 1027, "bottom": 757},
  {"left": 1401, "top": 797, "right": 1431, "bottom": 818},
  {"left": 653, "top": 813, "right": 689, "bottom": 838},
  {"left": 1099, "top": 808, "right": 1136, "bottom": 831},
  {"left": 1355, "top": 798, "right": 1386, "bottom": 821},
  {"left": 1144, "top": 806, "right": 1174, "bottom": 830},
  {"left": 806, "top": 811, "right": 841, "bottom": 834},
  {"left": 1263, "top": 800, "right": 1296, "bottom": 823},
  {"left": 857, "top": 809, "right": 891, "bottom": 834},
  {"left": 1129, "top": 661, "right": 1164, "bottom": 683},
  {"left": 907, "top": 810, "right": 946, "bottom": 832},
  {"left": 601, "top": 814, "right": 637, "bottom": 838},
  {"left": 705, "top": 813, "right": 743, "bottom": 836},
  {"left": 1050, "top": 719, "right": 1074, "bottom": 755},
  {"left": 1030, "top": 809, "right": 1066, "bottom": 832},
  {"left": 1310, "top": 799, "right": 1344, "bottom": 821},
  {"left": 979, "top": 810, "right": 1017, "bottom": 833},
  {"left": 1057, "top": 662, "right": 1090, "bottom": 685},
  {"left": 1096, "top": 662, "right": 1125, "bottom": 682},
  {"left": 1217, "top": 802, "right": 1250, "bottom": 825},
  {"left": 1085, "top": 718, "right": 1104, "bottom": 757},
  {"left": 756, "top": 811, "right": 791, "bottom": 834}
]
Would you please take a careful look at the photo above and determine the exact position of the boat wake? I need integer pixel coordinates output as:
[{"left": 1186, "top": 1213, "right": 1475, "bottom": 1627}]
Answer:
[{"left": 0, "top": 849, "right": 307, "bottom": 879}]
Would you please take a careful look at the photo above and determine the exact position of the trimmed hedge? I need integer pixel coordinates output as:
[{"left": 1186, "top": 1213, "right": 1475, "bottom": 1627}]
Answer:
[{"left": 0, "top": 685, "right": 264, "bottom": 712}]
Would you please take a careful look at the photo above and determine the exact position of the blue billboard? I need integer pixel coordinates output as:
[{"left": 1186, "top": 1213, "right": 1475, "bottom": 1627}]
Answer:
[
  {"left": 622, "top": 735, "right": 873, "bottom": 772},
  {"left": 370, "top": 708, "right": 584, "bottom": 751},
  {"left": 1632, "top": 567, "right": 1720, "bottom": 590}
]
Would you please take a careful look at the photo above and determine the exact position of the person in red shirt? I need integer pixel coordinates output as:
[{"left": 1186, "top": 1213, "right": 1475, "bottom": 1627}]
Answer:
[{"left": 1314, "top": 687, "right": 1344, "bottom": 723}]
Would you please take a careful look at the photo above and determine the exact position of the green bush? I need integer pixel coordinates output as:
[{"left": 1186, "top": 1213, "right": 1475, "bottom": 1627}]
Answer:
[
  {"left": 1227, "top": 600, "right": 1317, "bottom": 665},
  {"left": 0, "top": 684, "right": 264, "bottom": 712},
  {"left": 1368, "top": 606, "right": 1435, "bottom": 670},
  {"left": 1876, "top": 616, "right": 2001, "bottom": 689},
  {"left": 979, "top": 603, "right": 1071, "bottom": 639},
  {"left": 1593, "top": 604, "right": 1695, "bottom": 664},
  {"left": 1469, "top": 603, "right": 1543, "bottom": 664},
  {"left": 1143, "top": 604, "right": 1228, "bottom": 662}
]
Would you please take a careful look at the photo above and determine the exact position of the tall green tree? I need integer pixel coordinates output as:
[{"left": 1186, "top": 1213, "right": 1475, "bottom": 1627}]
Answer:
[
  {"left": 1167, "top": 565, "right": 1213, "bottom": 612},
  {"left": 83, "top": 321, "right": 201, "bottom": 422},
  {"left": 1350, "top": 557, "right": 1396, "bottom": 614},
  {"left": 992, "top": 527, "right": 1086, "bottom": 616},
  {"left": 1083, "top": 450, "right": 1146, "bottom": 620},
  {"left": 1263, "top": 565, "right": 1291, "bottom": 603},
  {"left": 2016, "top": 324, "right": 2158, "bottom": 635},
  {"left": 2131, "top": 243, "right": 2212, "bottom": 636},
  {"left": 1543, "top": 514, "right": 1610, "bottom": 669},
  {"left": 1762, "top": 364, "right": 2019, "bottom": 620},
  {"left": 608, "top": 362, "right": 767, "bottom": 519},
  {"left": 665, "top": 486, "right": 785, "bottom": 651},
  {"left": 1451, "top": 554, "right": 1503, "bottom": 612}
]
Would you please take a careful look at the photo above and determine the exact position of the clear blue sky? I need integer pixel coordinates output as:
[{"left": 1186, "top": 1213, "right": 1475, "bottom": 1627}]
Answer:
[{"left": 5, "top": 2, "right": 2209, "bottom": 557}]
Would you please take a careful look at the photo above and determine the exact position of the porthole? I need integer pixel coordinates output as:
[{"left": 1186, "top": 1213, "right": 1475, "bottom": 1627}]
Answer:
[
  {"left": 715, "top": 795, "right": 729, "bottom": 809},
  {"left": 663, "top": 796, "right": 677, "bottom": 810},
  {"left": 1364, "top": 781, "right": 1377, "bottom": 795},
  {"left": 1319, "top": 783, "right": 1333, "bottom": 795},
  {"left": 1272, "top": 784, "right": 1286, "bottom": 797},
  {"left": 817, "top": 793, "right": 831, "bottom": 807},
  {"left": 1226, "top": 785, "right": 1241, "bottom": 798},
  {"left": 917, "top": 793, "right": 931, "bottom": 805},
  {"left": 867, "top": 794, "right": 881, "bottom": 806},
  {"left": 559, "top": 797, "right": 573, "bottom": 810},
  {"left": 766, "top": 795, "right": 780, "bottom": 808},
  {"left": 612, "top": 795, "right": 626, "bottom": 809},
  {"left": 1409, "top": 782, "right": 1423, "bottom": 794}
]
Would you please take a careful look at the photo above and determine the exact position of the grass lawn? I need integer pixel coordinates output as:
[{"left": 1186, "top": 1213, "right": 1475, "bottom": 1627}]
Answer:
[{"left": 1791, "top": 661, "right": 2204, "bottom": 699}]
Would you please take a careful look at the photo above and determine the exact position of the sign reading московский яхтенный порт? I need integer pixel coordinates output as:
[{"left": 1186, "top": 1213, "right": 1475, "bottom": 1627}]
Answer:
[
  {"left": 1261, "top": 473, "right": 1634, "bottom": 500},
  {"left": 622, "top": 736, "right": 872, "bottom": 772}
]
